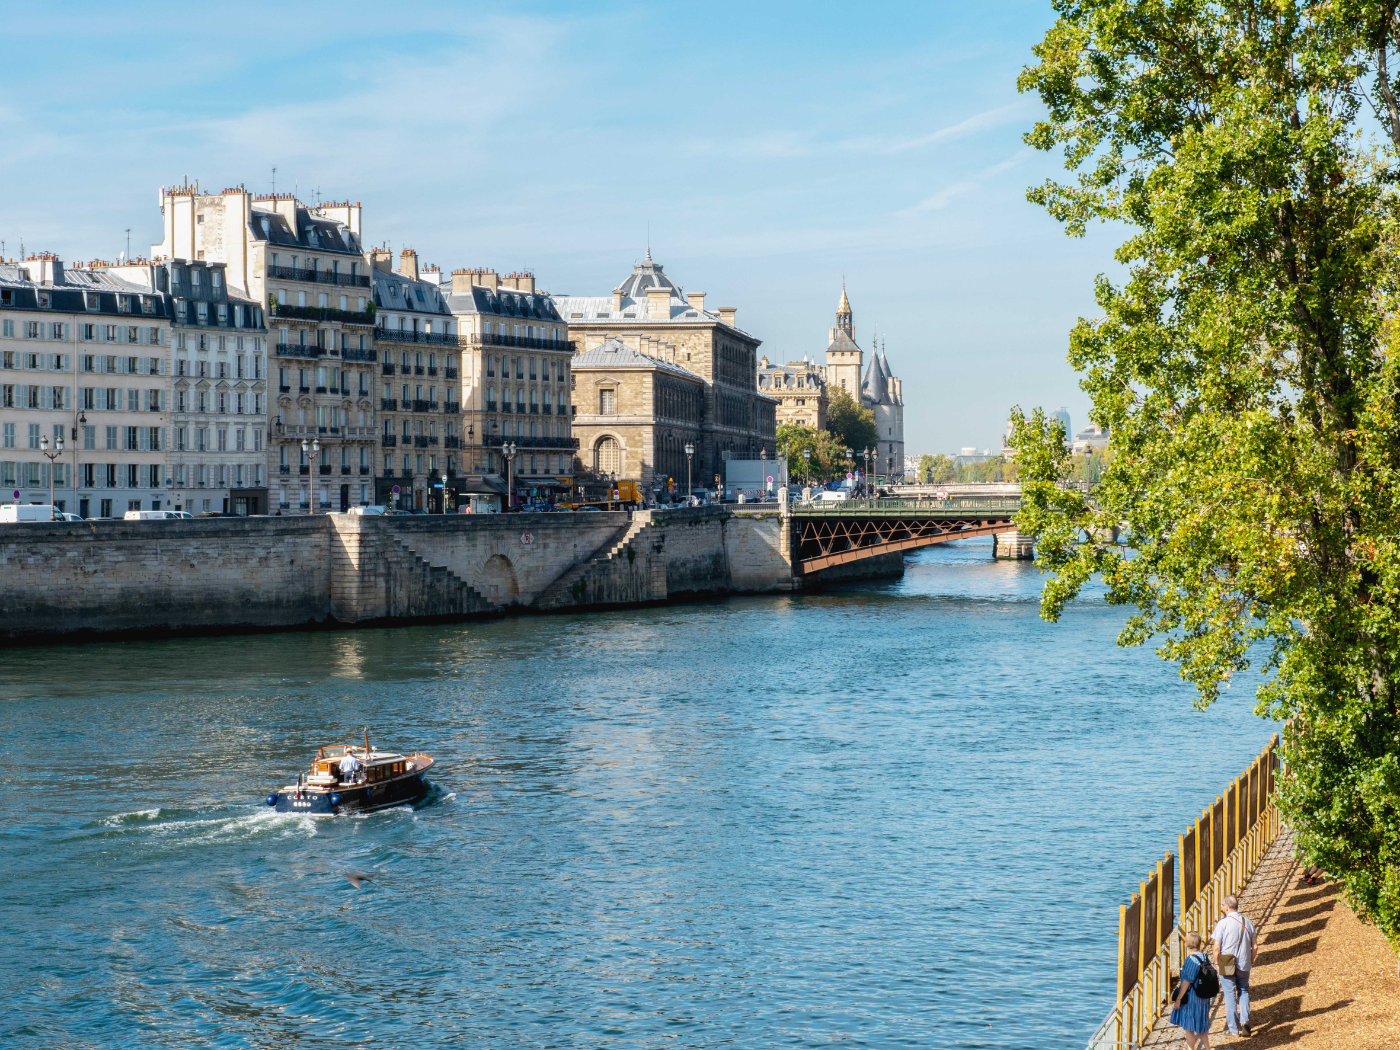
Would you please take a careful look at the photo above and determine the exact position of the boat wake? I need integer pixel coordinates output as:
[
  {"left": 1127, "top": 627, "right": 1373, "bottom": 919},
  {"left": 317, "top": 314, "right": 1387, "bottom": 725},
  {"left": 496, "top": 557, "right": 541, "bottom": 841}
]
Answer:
[{"left": 82, "top": 805, "right": 319, "bottom": 846}]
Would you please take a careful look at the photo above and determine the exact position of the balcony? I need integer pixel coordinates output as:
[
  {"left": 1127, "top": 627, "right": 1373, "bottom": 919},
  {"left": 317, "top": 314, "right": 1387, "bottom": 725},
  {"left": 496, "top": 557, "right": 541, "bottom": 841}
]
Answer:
[
  {"left": 412, "top": 399, "right": 436, "bottom": 412},
  {"left": 485, "top": 401, "right": 497, "bottom": 412},
  {"left": 270, "top": 301, "right": 375, "bottom": 326},
  {"left": 381, "top": 363, "right": 394, "bottom": 376},
  {"left": 315, "top": 385, "right": 327, "bottom": 394},
  {"left": 445, "top": 436, "right": 461, "bottom": 449},
  {"left": 413, "top": 436, "right": 428, "bottom": 448},
  {"left": 444, "top": 401, "right": 460, "bottom": 414},
  {"left": 445, "top": 367, "right": 458, "bottom": 380},
  {"left": 341, "top": 348, "right": 377, "bottom": 363},
  {"left": 381, "top": 398, "right": 397, "bottom": 411},
  {"left": 401, "top": 468, "right": 414, "bottom": 478},
  {"left": 276, "top": 342, "right": 327, "bottom": 360},
  {"left": 267, "top": 265, "right": 371, "bottom": 288},
  {"left": 299, "top": 385, "right": 311, "bottom": 394},
  {"left": 413, "top": 366, "right": 425, "bottom": 376},
  {"left": 502, "top": 402, "right": 512, "bottom": 413},
  {"left": 373, "top": 327, "right": 457, "bottom": 346},
  {"left": 427, "top": 366, "right": 438, "bottom": 376},
  {"left": 465, "top": 332, "right": 574, "bottom": 352},
  {"left": 359, "top": 466, "right": 370, "bottom": 475},
  {"left": 319, "top": 465, "right": 332, "bottom": 475},
  {"left": 543, "top": 404, "right": 553, "bottom": 415},
  {"left": 341, "top": 466, "right": 351, "bottom": 475},
  {"left": 381, "top": 435, "right": 397, "bottom": 447},
  {"left": 299, "top": 465, "right": 310, "bottom": 475},
  {"left": 279, "top": 384, "right": 291, "bottom": 393},
  {"left": 482, "top": 434, "right": 580, "bottom": 450},
  {"left": 279, "top": 465, "right": 290, "bottom": 474},
  {"left": 529, "top": 404, "right": 539, "bottom": 414}
]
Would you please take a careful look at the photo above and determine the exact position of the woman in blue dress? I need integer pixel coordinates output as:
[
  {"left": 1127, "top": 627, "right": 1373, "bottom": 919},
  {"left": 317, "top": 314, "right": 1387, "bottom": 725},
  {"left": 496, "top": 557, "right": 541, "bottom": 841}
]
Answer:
[{"left": 1171, "top": 931, "right": 1214, "bottom": 1048}]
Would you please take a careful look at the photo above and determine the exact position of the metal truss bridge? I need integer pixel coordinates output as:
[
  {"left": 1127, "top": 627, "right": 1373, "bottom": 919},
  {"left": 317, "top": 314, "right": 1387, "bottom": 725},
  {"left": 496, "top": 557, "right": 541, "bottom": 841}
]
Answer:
[{"left": 789, "top": 497, "right": 1022, "bottom": 574}]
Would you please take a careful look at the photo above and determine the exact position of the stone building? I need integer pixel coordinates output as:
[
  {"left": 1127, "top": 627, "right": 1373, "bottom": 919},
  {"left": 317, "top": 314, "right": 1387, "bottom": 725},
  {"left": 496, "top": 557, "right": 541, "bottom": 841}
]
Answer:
[
  {"left": 757, "top": 355, "right": 827, "bottom": 429},
  {"left": 151, "top": 182, "right": 379, "bottom": 513},
  {"left": 553, "top": 251, "right": 775, "bottom": 491},
  {"left": 97, "top": 258, "right": 269, "bottom": 515},
  {"left": 569, "top": 337, "right": 705, "bottom": 496},
  {"left": 824, "top": 286, "right": 904, "bottom": 481},
  {"left": 439, "top": 268, "right": 575, "bottom": 507},
  {"left": 0, "top": 254, "right": 174, "bottom": 518},
  {"left": 370, "top": 249, "right": 461, "bottom": 511}
]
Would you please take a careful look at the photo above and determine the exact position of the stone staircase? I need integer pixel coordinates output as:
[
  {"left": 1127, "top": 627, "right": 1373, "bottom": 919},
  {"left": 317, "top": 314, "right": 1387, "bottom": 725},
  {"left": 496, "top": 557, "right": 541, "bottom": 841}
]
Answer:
[
  {"left": 331, "top": 518, "right": 495, "bottom": 621},
  {"left": 531, "top": 515, "right": 663, "bottom": 610}
]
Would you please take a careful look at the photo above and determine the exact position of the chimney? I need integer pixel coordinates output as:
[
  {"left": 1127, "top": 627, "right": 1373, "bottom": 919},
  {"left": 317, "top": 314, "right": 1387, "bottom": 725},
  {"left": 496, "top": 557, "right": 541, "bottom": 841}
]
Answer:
[
  {"left": 26, "top": 253, "right": 63, "bottom": 285},
  {"left": 479, "top": 269, "right": 499, "bottom": 292},
  {"left": 646, "top": 287, "right": 670, "bottom": 320},
  {"left": 515, "top": 272, "right": 535, "bottom": 293},
  {"left": 612, "top": 288, "right": 624, "bottom": 312},
  {"left": 686, "top": 291, "right": 706, "bottom": 312},
  {"left": 718, "top": 307, "right": 737, "bottom": 327},
  {"left": 451, "top": 269, "right": 473, "bottom": 295},
  {"left": 399, "top": 249, "right": 419, "bottom": 280},
  {"left": 371, "top": 248, "right": 392, "bottom": 273}
]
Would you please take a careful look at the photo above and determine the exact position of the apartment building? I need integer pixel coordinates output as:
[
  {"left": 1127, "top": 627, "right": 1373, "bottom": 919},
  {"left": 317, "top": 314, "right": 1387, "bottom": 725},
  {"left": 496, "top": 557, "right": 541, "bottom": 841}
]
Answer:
[
  {"left": 440, "top": 268, "right": 575, "bottom": 508},
  {"left": 0, "top": 255, "right": 173, "bottom": 518},
  {"left": 370, "top": 250, "right": 461, "bottom": 511},
  {"left": 152, "top": 183, "right": 377, "bottom": 512},
  {"left": 98, "top": 258, "right": 268, "bottom": 515}
]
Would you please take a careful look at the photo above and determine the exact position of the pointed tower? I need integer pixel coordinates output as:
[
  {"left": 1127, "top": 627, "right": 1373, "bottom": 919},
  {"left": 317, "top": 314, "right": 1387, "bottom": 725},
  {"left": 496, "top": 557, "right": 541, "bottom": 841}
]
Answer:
[{"left": 826, "top": 282, "right": 863, "bottom": 397}]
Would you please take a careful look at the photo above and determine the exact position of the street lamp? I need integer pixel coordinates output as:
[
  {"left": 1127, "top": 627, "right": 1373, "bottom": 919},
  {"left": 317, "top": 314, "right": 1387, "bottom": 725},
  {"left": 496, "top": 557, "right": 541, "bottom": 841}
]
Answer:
[
  {"left": 72, "top": 409, "right": 86, "bottom": 518},
  {"left": 802, "top": 447, "right": 811, "bottom": 489},
  {"left": 863, "top": 447, "right": 872, "bottom": 503},
  {"left": 39, "top": 432, "right": 64, "bottom": 511},
  {"left": 760, "top": 446, "right": 768, "bottom": 500},
  {"left": 503, "top": 440, "right": 517, "bottom": 511},
  {"left": 684, "top": 441, "right": 694, "bottom": 505},
  {"left": 301, "top": 437, "right": 319, "bottom": 514},
  {"left": 845, "top": 447, "right": 853, "bottom": 495}
]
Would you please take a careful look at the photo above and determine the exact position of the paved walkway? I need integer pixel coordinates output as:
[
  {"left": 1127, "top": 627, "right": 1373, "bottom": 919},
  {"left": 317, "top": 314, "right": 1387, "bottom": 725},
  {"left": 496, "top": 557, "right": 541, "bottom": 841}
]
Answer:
[{"left": 1143, "top": 828, "right": 1399, "bottom": 1048}]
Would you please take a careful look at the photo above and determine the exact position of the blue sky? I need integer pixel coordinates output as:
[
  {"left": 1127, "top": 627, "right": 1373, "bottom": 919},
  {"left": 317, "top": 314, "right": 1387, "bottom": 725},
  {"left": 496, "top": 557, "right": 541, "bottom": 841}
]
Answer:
[{"left": 0, "top": 1, "right": 1113, "bottom": 453}]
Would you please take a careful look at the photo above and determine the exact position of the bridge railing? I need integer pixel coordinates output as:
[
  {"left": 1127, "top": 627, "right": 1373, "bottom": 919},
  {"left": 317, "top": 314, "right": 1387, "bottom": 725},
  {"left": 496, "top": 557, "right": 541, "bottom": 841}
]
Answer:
[{"left": 791, "top": 497, "right": 1021, "bottom": 515}]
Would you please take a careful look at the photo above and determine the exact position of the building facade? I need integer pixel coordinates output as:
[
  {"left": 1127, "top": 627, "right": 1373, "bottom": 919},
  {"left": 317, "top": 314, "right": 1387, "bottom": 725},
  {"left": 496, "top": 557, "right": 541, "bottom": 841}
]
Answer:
[
  {"left": 0, "top": 255, "right": 174, "bottom": 518},
  {"left": 569, "top": 337, "right": 704, "bottom": 496},
  {"left": 151, "top": 183, "right": 378, "bottom": 513},
  {"left": 441, "top": 268, "right": 575, "bottom": 507},
  {"left": 757, "top": 355, "right": 827, "bottom": 430},
  {"left": 370, "top": 249, "right": 461, "bottom": 511},
  {"left": 823, "top": 287, "right": 905, "bottom": 481},
  {"left": 553, "top": 251, "right": 775, "bottom": 490},
  {"left": 98, "top": 258, "right": 269, "bottom": 515}
]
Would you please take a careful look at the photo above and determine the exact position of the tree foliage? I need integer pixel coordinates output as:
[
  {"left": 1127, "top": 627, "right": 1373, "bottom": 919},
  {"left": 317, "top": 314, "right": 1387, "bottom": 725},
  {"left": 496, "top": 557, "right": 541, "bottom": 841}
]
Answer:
[
  {"left": 777, "top": 423, "right": 851, "bottom": 482},
  {"left": 826, "top": 387, "right": 879, "bottom": 453},
  {"left": 1015, "top": 0, "right": 1400, "bottom": 949}
]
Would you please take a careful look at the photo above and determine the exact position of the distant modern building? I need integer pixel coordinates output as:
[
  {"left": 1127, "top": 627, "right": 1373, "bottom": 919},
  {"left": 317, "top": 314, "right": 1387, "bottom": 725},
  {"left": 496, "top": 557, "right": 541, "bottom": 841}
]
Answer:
[
  {"left": 1052, "top": 407, "right": 1071, "bottom": 443},
  {"left": 1072, "top": 424, "right": 1109, "bottom": 452},
  {"left": 758, "top": 355, "right": 827, "bottom": 430}
]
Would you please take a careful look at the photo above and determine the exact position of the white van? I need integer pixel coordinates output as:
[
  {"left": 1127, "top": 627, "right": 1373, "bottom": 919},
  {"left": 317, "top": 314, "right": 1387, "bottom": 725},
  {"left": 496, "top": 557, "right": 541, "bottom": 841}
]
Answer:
[
  {"left": 123, "top": 510, "right": 189, "bottom": 521},
  {"left": 0, "top": 503, "right": 62, "bottom": 523},
  {"left": 348, "top": 505, "right": 387, "bottom": 516}
]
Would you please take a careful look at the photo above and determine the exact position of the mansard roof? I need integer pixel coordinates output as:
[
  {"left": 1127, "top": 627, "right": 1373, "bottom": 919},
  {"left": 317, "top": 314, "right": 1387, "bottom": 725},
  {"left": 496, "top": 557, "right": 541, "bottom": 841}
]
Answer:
[
  {"left": 571, "top": 337, "right": 704, "bottom": 382},
  {"left": 248, "top": 205, "right": 361, "bottom": 255},
  {"left": 444, "top": 284, "right": 562, "bottom": 321}
]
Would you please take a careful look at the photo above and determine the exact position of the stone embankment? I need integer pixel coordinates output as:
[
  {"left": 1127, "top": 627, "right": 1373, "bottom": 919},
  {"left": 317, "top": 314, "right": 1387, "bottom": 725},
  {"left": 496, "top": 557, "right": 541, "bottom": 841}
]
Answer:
[{"left": 0, "top": 506, "right": 880, "bottom": 642}]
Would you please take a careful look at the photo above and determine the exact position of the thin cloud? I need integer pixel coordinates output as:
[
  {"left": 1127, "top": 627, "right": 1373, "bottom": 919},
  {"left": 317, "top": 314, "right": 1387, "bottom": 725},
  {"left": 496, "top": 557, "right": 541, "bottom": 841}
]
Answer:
[
  {"left": 903, "top": 149, "right": 1034, "bottom": 213},
  {"left": 889, "top": 102, "right": 1031, "bottom": 152}
]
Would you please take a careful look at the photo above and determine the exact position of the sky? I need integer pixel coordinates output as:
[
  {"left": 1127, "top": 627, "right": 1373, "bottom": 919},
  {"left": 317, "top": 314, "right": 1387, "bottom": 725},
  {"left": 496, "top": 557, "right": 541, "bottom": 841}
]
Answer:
[{"left": 0, "top": 0, "right": 1117, "bottom": 454}]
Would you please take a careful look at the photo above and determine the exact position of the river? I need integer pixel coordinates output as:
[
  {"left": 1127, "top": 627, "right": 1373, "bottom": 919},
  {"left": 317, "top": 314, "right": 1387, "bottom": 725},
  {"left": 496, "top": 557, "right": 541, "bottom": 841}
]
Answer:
[{"left": 0, "top": 539, "right": 1271, "bottom": 1049}]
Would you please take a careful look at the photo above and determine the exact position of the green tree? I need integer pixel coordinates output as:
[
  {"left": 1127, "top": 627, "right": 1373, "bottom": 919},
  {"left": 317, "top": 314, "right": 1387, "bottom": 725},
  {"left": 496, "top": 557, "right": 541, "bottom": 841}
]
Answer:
[
  {"left": 919, "top": 453, "right": 955, "bottom": 483},
  {"left": 826, "top": 387, "right": 878, "bottom": 454},
  {"left": 777, "top": 423, "right": 849, "bottom": 483},
  {"left": 1015, "top": 0, "right": 1400, "bottom": 949}
]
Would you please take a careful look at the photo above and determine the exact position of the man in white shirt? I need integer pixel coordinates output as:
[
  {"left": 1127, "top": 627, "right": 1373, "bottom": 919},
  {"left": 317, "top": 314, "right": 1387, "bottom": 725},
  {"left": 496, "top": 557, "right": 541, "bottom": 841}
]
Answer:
[
  {"left": 339, "top": 751, "right": 362, "bottom": 784},
  {"left": 1212, "top": 895, "right": 1258, "bottom": 1038}
]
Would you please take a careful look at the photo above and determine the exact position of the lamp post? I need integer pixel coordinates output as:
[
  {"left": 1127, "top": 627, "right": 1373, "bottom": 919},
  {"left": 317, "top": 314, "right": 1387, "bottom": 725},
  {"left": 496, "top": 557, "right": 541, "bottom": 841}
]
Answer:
[
  {"left": 503, "top": 440, "right": 517, "bottom": 511},
  {"left": 803, "top": 447, "right": 811, "bottom": 489},
  {"left": 39, "top": 433, "right": 63, "bottom": 511},
  {"left": 684, "top": 441, "right": 694, "bottom": 506},
  {"left": 72, "top": 409, "right": 86, "bottom": 517},
  {"left": 301, "top": 437, "right": 319, "bottom": 514},
  {"left": 760, "top": 446, "right": 768, "bottom": 501},
  {"left": 845, "top": 447, "right": 853, "bottom": 495},
  {"left": 863, "top": 447, "right": 872, "bottom": 503}
]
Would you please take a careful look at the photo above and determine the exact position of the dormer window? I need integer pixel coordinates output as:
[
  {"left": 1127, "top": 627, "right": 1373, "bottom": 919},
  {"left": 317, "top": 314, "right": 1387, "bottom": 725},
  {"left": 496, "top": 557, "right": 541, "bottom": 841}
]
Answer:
[
  {"left": 212, "top": 270, "right": 222, "bottom": 290},
  {"left": 192, "top": 270, "right": 202, "bottom": 290},
  {"left": 260, "top": 217, "right": 271, "bottom": 237},
  {"left": 37, "top": 292, "right": 50, "bottom": 309},
  {"left": 85, "top": 292, "right": 100, "bottom": 311}
]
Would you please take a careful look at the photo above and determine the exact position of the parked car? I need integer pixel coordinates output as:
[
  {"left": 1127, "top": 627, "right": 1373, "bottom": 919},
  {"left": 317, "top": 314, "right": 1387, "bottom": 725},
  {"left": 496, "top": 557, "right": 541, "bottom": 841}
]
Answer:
[
  {"left": 814, "top": 490, "right": 851, "bottom": 502},
  {"left": 124, "top": 510, "right": 188, "bottom": 520},
  {"left": 348, "top": 505, "right": 388, "bottom": 516},
  {"left": 0, "top": 503, "right": 64, "bottom": 523}
]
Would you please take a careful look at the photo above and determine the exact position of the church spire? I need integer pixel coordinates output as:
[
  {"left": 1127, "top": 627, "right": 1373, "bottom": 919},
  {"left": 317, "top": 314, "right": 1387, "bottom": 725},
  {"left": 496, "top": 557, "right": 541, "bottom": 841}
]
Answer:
[{"left": 836, "top": 281, "right": 853, "bottom": 336}]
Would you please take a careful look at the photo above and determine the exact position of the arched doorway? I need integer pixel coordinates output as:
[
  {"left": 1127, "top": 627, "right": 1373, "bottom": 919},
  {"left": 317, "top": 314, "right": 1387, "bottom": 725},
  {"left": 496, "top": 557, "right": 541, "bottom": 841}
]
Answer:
[
  {"left": 595, "top": 436, "right": 621, "bottom": 475},
  {"left": 478, "top": 554, "right": 520, "bottom": 604}
]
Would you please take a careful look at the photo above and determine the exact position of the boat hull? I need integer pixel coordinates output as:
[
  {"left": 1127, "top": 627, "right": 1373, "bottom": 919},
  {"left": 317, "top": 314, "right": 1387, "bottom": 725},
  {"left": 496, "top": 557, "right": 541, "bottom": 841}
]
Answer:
[{"left": 272, "top": 770, "right": 429, "bottom": 815}]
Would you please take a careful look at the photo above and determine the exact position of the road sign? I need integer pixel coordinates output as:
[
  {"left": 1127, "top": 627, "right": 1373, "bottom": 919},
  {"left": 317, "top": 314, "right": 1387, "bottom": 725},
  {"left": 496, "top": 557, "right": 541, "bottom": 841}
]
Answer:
[
  {"left": 11, "top": 490, "right": 17, "bottom": 499},
  {"left": 935, "top": 489, "right": 948, "bottom": 499},
  {"left": 391, "top": 485, "right": 401, "bottom": 494},
  {"left": 520, "top": 532, "right": 534, "bottom": 546}
]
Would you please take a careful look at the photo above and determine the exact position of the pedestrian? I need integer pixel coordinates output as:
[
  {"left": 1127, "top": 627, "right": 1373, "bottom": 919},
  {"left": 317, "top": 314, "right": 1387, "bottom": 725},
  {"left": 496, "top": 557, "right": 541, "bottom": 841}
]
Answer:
[
  {"left": 1171, "top": 931, "right": 1215, "bottom": 1049},
  {"left": 1212, "top": 895, "right": 1258, "bottom": 1038}
]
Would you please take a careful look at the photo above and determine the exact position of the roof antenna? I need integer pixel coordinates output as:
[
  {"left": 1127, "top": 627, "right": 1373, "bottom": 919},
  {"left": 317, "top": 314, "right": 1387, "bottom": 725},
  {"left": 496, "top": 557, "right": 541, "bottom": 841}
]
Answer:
[
  {"left": 271, "top": 165, "right": 277, "bottom": 194},
  {"left": 125, "top": 229, "right": 131, "bottom": 260},
  {"left": 646, "top": 222, "right": 651, "bottom": 261}
]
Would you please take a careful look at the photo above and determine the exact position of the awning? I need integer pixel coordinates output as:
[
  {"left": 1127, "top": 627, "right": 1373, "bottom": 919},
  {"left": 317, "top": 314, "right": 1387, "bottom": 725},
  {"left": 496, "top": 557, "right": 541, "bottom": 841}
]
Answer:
[{"left": 457, "top": 475, "right": 508, "bottom": 494}]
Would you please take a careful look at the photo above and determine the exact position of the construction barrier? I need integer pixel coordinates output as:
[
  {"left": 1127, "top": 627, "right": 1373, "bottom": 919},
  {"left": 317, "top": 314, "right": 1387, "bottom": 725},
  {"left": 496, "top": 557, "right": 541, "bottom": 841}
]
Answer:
[{"left": 1086, "top": 734, "right": 1281, "bottom": 1049}]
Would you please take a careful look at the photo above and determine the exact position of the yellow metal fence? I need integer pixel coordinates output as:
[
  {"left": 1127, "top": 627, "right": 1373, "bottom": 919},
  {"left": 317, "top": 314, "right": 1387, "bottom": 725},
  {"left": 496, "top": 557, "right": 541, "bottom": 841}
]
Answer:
[{"left": 1086, "top": 734, "right": 1281, "bottom": 1050}]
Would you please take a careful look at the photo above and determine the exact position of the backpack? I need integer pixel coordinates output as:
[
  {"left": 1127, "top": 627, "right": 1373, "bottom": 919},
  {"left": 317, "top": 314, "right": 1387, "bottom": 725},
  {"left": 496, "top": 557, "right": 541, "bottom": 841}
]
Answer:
[{"left": 1191, "top": 953, "right": 1220, "bottom": 999}]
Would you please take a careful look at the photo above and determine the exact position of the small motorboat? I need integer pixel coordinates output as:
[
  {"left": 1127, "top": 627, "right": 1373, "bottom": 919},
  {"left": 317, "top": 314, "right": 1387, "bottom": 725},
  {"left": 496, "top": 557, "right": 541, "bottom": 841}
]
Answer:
[{"left": 267, "top": 731, "right": 434, "bottom": 815}]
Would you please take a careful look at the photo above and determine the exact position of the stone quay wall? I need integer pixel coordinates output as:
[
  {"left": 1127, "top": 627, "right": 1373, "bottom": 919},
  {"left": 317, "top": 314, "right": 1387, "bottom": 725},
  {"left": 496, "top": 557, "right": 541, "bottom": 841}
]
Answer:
[{"left": 0, "top": 506, "right": 891, "bottom": 642}]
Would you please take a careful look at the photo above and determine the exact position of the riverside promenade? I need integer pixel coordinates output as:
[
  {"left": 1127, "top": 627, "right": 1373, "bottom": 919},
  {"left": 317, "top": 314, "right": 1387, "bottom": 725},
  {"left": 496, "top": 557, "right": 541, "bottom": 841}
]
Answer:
[{"left": 1141, "top": 829, "right": 1398, "bottom": 1048}]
